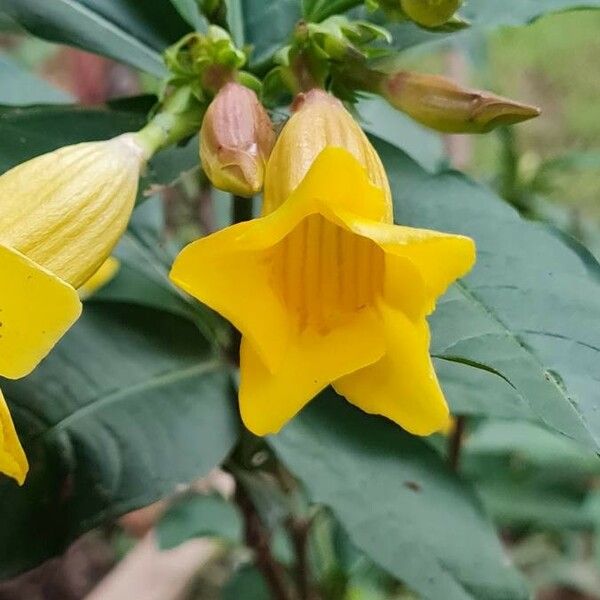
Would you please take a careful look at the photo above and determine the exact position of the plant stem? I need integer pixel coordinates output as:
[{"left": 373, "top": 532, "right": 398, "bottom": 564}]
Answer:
[
  {"left": 288, "top": 517, "right": 316, "bottom": 600},
  {"left": 135, "top": 86, "right": 204, "bottom": 159},
  {"left": 448, "top": 416, "right": 466, "bottom": 471},
  {"left": 234, "top": 478, "right": 293, "bottom": 600}
]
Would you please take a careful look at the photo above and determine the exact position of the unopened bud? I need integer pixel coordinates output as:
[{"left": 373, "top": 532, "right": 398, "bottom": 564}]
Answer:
[
  {"left": 264, "top": 89, "right": 392, "bottom": 218},
  {"left": 381, "top": 71, "right": 541, "bottom": 134},
  {"left": 401, "top": 0, "right": 462, "bottom": 27},
  {"left": 200, "top": 82, "right": 275, "bottom": 197}
]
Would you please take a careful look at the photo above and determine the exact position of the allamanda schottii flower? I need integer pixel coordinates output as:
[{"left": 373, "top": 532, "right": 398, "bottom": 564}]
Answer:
[
  {"left": 171, "top": 89, "right": 476, "bottom": 436},
  {"left": 0, "top": 133, "right": 147, "bottom": 483}
]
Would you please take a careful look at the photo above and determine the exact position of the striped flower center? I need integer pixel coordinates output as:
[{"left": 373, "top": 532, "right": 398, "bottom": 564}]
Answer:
[{"left": 269, "top": 214, "right": 384, "bottom": 333}]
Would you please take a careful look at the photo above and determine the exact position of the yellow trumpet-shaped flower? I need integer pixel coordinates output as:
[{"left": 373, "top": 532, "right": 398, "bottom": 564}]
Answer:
[
  {"left": 0, "top": 134, "right": 146, "bottom": 381},
  {"left": 0, "top": 389, "right": 28, "bottom": 484},
  {"left": 170, "top": 91, "right": 475, "bottom": 436}
]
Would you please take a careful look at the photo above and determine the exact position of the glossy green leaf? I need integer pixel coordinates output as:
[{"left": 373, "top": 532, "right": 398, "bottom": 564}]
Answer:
[
  {"left": 157, "top": 493, "right": 242, "bottom": 549},
  {"left": 0, "top": 303, "right": 238, "bottom": 578},
  {"left": 270, "top": 391, "right": 528, "bottom": 600},
  {"left": 0, "top": 99, "right": 198, "bottom": 193},
  {"left": 0, "top": 0, "right": 192, "bottom": 75},
  {"left": 375, "top": 138, "right": 600, "bottom": 451},
  {"left": 168, "top": 0, "right": 208, "bottom": 32}
]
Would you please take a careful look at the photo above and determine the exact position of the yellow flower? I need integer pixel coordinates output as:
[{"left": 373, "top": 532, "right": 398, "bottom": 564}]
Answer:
[
  {"left": 0, "top": 389, "right": 28, "bottom": 485},
  {"left": 0, "top": 134, "right": 145, "bottom": 381},
  {"left": 170, "top": 90, "right": 475, "bottom": 436}
]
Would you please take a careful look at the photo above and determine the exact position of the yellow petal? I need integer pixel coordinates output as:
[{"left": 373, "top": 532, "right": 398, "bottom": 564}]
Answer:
[
  {"left": 170, "top": 221, "right": 294, "bottom": 372},
  {"left": 0, "top": 389, "right": 28, "bottom": 485},
  {"left": 0, "top": 243, "right": 82, "bottom": 379},
  {"left": 339, "top": 216, "right": 476, "bottom": 312},
  {"left": 78, "top": 256, "right": 120, "bottom": 299},
  {"left": 239, "top": 307, "right": 385, "bottom": 435},
  {"left": 334, "top": 303, "right": 450, "bottom": 435}
]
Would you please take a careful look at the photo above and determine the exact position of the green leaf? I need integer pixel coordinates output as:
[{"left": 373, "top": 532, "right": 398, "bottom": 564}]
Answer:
[
  {"left": 374, "top": 138, "right": 600, "bottom": 451},
  {"left": 465, "top": 421, "right": 600, "bottom": 479},
  {"left": 157, "top": 493, "right": 242, "bottom": 549},
  {"left": 0, "top": 54, "right": 72, "bottom": 105},
  {"left": 95, "top": 198, "right": 226, "bottom": 346},
  {"left": 0, "top": 99, "right": 198, "bottom": 193},
  {"left": 223, "top": 565, "right": 270, "bottom": 600},
  {"left": 433, "top": 359, "right": 534, "bottom": 420},
  {"left": 0, "top": 303, "right": 238, "bottom": 578},
  {"left": 0, "top": 0, "right": 192, "bottom": 76},
  {"left": 94, "top": 200, "right": 198, "bottom": 322},
  {"left": 358, "top": 96, "right": 444, "bottom": 173},
  {"left": 477, "top": 479, "right": 590, "bottom": 530},
  {"left": 240, "top": 0, "right": 301, "bottom": 66},
  {"left": 270, "top": 391, "right": 528, "bottom": 600},
  {"left": 169, "top": 0, "right": 209, "bottom": 32}
]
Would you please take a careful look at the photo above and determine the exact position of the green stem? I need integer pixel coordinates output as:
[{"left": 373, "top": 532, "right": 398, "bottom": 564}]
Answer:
[{"left": 135, "top": 86, "right": 204, "bottom": 159}]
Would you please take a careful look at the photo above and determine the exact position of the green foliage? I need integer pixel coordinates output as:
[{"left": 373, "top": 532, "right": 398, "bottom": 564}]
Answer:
[
  {"left": 372, "top": 137, "right": 600, "bottom": 451},
  {"left": 0, "top": 300, "right": 237, "bottom": 578},
  {"left": 157, "top": 493, "right": 242, "bottom": 549},
  {"left": 270, "top": 391, "right": 529, "bottom": 600},
  {"left": 0, "top": 0, "right": 191, "bottom": 75},
  {"left": 1, "top": 1, "right": 600, "bottom": 598}
]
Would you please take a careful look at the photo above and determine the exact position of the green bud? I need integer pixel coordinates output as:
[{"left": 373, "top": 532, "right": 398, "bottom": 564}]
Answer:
[
  {"left": 400, "top": 0, "right": 462, "bottom": 27},
  {"left": 380, "top": 71, "right": 541, "bottom": 134},
  {"left": 200, "top": 82, "right": 276, "bottom": 197}
]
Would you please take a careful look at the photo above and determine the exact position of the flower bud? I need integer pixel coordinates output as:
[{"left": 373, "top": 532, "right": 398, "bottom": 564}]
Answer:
[
  {"left": 263, "top": 89, "right": 392, "bottom": 220},
  {"left": 200, "top": 82, "right": 275, "bottom": 197},
  {"left": 0, "top": 134, "right": 145, "bottom": 379},
  {"left": 401, "top": 0, "right": 462, "bottom": 27},
  {"left": 380, "top": 71, "right": 541, "bottom": 134}
]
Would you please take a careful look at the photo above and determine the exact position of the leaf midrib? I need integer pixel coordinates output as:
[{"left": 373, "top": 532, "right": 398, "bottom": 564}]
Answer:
[
  {"left": 453, "top": 279, "right": 592, "bottom": 443},
  {"left": 44, "top": 359, "right": 224, "bottom": 437}
]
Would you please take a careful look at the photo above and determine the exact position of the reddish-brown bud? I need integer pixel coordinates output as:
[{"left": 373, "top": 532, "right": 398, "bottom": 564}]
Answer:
[{"left": 200, "top": 82, "right": 275, "bottom": 197}]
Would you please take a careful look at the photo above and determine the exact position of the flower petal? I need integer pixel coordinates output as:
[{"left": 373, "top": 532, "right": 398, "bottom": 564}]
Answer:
[
  {"left": 170, "top": 220, "right": 294, "bottom": 373},
  {"left": 239, "top": 307, "right": 385, "bottom": 435},
  {"left": 0, "top": 243, "right": 82, "bottom": 379},
  {"left": 334, "top": 303, "right": 450, "bottom": 436},
  {"left": 281, "top": 147, "right": 391, "bottom": 223},
  {"left": 0, "top": 389, "right": 28, "bottom": 485},
  {"left": 343, "top": 217, "right": 476, "bottom": 310}
]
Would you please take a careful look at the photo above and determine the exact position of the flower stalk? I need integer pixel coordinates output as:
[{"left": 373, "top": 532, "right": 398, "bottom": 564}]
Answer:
[{"left": 135, "top": 86, "right": 205, "bottom": 158}]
